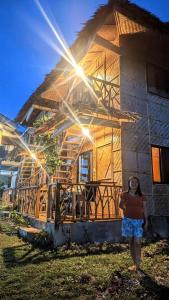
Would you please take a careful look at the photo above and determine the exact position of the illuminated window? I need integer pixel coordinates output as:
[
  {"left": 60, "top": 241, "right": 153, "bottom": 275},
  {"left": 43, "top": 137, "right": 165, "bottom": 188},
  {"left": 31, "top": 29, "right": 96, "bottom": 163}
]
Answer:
[
  {"left": 78, "top": 151, "right": 92, "bottom": 183},
  {"left": 151, "top": 146, "right": 169, "bottom": 183},
  {"left": 147, "top": 64, "right": 169, "bottom": 99}
]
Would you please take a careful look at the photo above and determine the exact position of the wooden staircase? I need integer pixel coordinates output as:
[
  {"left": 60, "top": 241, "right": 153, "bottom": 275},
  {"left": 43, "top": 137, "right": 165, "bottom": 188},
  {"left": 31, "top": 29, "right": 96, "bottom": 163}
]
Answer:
[
  {"left": 17, "top": 157, "right": 35, "bottom": 187},
  {"left": 55, "top": 130, "right": 84, "bottom": 183}
]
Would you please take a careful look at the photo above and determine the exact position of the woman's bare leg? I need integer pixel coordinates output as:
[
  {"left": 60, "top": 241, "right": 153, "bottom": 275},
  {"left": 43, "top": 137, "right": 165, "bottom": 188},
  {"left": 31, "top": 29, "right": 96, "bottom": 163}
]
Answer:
[
  {"left": 133, "top": 237, "right": 142, "bottom": 270},
  {"left": 128, "top": 237, "right": 136, "bottom": 270}
]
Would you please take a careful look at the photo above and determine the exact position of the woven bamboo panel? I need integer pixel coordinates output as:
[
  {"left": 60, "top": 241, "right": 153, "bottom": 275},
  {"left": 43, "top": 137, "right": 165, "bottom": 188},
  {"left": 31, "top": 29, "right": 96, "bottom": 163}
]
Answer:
[
  {"left": 96, "top": 143, "right": 112, "bottom": 180},
  {"left": 115, "top": 12, "right": 146, "bottom": 35}
]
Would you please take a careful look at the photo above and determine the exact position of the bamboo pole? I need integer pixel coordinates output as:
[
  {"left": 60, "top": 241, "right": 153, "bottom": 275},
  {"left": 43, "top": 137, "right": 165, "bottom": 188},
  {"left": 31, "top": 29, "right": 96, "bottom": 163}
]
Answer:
[{"left": 54, "top": 182, "right": 61, "bottom": 228}]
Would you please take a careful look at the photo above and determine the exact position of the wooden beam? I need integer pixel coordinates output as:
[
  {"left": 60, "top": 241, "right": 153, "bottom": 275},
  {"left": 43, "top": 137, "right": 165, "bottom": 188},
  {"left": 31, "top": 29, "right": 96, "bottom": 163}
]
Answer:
[
  {"left": 35, "top": 187, "right": 40, "bottom": 218},
  {"left": 95, "top": 35, "right": 121, "bottom": 55},
  {"left": 32, "top": 104, "right": 59, "bottom": 113},
  {"left": 1, "top": 161, "right": 20, "bottom": 167},
  {"left": 25, "top": 107, "right": 34, "bottom": 122},
  {"left": 79, "top": 116, "right": 120, "bottom": 129},
  {"left": 88, "top": 75, "right": 119, "bottom": 88},
  {"left": 53, "top": 119, "right": 74, "bottom": 137},
  {"left": 88, "top": 50, "right": 104, "bottom": 54}
]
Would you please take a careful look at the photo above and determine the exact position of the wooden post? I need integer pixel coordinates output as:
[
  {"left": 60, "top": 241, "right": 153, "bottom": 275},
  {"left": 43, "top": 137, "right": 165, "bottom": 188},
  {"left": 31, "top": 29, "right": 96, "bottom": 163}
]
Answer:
[
  {"left": 47, "top": 184, "right": 52, "bottom": 221},
  {"left": 72, "top": 191, "right": 77, "bottom": 221},
  {"left": 55, "top": 182, "right": 61, "bottom": 228},
  {"left": 35, "top": 187, "right": 40, "bottom": 219},
  {"left": 47, "top": 176, "right": 53, "bottom": 221}
]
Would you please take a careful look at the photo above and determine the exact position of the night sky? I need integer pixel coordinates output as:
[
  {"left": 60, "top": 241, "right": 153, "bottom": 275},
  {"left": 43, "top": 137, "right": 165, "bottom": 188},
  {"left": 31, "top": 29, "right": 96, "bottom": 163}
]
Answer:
[{"left": 0, "top": 0, "right": 169, "bottom": 120}]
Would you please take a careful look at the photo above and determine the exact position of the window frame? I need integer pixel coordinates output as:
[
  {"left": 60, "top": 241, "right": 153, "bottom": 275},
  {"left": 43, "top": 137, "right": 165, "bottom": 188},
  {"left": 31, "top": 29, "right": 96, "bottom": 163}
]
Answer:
[
  {"left": 77, "top": 150, "right": 92, "bottom": 183},
  {"left": 146, "top": 63, "right": 169, "bottom": 100},
  {"left": 151, "top": 144, "right": 169, "bottom": 184}
]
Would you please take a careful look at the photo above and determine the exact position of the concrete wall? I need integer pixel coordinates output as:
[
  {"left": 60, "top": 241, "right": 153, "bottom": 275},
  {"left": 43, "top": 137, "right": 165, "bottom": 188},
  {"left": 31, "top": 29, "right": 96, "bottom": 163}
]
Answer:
[
  {"left": 46, "top": 220, "right": 122, "bottom": 247},
  {"left": 120, "top": 37, "right": 169, "bottom": 216},
  {"left": 24, "top": 215, "right": 122, "bottom": 247}
]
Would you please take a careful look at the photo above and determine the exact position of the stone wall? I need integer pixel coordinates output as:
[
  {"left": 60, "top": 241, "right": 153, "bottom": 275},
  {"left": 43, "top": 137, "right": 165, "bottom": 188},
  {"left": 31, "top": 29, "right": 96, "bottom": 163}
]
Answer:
[{"left": 120, "top": 38, "right": 169, "bottom": 216}]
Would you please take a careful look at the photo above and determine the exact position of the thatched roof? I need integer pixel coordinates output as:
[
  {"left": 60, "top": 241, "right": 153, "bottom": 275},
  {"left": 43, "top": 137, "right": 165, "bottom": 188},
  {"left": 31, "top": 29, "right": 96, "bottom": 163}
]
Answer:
[{"left": 16, "top": 0, "right": 169, "bottom": 125}]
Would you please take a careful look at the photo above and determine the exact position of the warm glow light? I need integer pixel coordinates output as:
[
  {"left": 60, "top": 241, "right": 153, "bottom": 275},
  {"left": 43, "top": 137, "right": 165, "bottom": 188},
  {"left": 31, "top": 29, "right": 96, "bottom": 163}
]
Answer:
[
  {"left": 31, "top": 153, "right": 37, "bottom": 160},
  {"left": 33, "top": 0, "right": 105, "bottom": 147},
  {"left": 82, "top": 127, "right": 89, "bottom": 136},
  {"left": 75, "top": 65, "right": 84, "bottom": 77},
  {"left": 82, "top": 127, "right": 91, "bottom": 139}
]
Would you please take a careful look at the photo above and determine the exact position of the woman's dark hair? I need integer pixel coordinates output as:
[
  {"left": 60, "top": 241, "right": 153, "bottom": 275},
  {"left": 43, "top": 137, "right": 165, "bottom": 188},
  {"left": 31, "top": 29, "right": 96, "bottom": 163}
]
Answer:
[{"left": 128, "top": 176, "right": 142, "bottom": 196}]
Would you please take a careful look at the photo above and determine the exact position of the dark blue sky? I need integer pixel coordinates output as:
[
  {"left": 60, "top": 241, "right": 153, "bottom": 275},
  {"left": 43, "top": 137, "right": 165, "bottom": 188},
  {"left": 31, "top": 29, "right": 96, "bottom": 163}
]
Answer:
[{"left": 0, "top": 0, "right": 169, "bottom": 120}]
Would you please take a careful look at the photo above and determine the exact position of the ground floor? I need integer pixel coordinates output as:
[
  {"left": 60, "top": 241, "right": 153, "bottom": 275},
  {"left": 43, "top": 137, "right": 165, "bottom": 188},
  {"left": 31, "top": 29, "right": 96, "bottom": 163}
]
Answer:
[{"left": 3, "top": 117, "right": 169, "bottom": 224}]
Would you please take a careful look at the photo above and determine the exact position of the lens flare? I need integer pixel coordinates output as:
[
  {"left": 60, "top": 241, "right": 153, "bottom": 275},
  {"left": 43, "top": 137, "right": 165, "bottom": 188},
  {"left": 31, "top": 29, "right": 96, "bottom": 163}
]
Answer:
[
  {"left": 75, "top": 66, "right": 84, "bottom": 77},
  {"left": 31, "top": 153, "right": 37, "bottom": 160}
]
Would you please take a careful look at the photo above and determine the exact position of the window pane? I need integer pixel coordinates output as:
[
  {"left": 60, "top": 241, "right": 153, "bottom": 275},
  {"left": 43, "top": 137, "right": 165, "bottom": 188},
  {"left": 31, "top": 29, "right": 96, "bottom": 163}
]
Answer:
[
  {"left": 147, "top": 64, "right": 169, "bottom": 99},
  {"left": 160, "top": 147, "right": 169, "bottom": 183},
  {"left": 152, "top": 147, "right": 161, "bottom": 182},
  {"left": 78, "top": 152, "right": 91, "bottom": 183}
]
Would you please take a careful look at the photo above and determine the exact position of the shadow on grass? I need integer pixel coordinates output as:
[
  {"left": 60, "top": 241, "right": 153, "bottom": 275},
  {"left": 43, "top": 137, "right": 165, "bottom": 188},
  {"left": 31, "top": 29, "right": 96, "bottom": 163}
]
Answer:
[
  {"left": 101, "top": 270, "right": 169, "bottom": 299},
  {"left": 139, "top": 270, "right": 169, "bottom": 299},
  {"left": 3, "top": 242, "right": 128, "bottom": 268}
]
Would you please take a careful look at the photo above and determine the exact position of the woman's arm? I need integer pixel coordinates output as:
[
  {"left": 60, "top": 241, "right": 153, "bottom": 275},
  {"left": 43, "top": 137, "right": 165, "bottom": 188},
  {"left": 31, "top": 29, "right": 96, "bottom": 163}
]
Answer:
[{"left": 119, "top": 194, "right": 126, "bottom": 211}]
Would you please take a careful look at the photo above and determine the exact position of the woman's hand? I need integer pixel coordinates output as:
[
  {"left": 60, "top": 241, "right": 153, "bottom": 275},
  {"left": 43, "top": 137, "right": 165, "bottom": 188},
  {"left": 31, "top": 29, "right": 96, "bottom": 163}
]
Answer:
[
  {"left": 119, "top": 198, "right": 126, "bottom": 211},
  {"left": 144, "top": 220, "right": 149, "bottom": 231},
  {"left": 123, "top": 203, "right": 126, "bottom": 212}
]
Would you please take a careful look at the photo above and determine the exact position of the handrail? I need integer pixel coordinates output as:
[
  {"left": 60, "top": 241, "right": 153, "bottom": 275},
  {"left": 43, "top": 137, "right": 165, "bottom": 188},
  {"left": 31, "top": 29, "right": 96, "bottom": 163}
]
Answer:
[{"left": 15, "top": 182, "right": 122, "bottom": 223}]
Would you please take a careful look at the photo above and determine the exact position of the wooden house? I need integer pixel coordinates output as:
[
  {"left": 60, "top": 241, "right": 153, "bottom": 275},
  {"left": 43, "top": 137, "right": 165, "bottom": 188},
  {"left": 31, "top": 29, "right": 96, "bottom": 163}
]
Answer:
[
  {"left": 15, "top": 0, "right": 169, "bottom": 242},
  {"left": 0, "top": 113, "right": 22, "bottom": 203}
]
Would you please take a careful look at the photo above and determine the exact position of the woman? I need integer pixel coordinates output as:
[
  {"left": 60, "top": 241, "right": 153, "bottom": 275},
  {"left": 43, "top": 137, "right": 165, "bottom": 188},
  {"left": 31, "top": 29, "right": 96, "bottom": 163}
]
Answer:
[{"left": 119, "top": 176, "right": 148, "bottom": 273}]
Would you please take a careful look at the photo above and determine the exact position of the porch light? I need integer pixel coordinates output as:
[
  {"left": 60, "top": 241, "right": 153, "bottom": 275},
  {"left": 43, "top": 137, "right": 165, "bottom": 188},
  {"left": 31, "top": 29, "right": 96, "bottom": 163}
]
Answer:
[
  {"left": 82, "top": 127, "right": 90, "bottom": 138},
  {"left": 75, "top": 65, "right": 84, "bottom": 77},
  {"left": 31, "top": 153, "right": 37, "bottom": 160}
]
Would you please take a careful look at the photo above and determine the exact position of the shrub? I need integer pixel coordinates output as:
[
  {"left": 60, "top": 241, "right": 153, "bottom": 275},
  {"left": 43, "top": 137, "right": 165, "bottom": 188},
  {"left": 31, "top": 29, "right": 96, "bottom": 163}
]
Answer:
[
  {"left": 34, "top": 230, "right": 53, "bottom": 248},
  {"left": 10, "top": 211, "right": 29, "bottom": 226}
]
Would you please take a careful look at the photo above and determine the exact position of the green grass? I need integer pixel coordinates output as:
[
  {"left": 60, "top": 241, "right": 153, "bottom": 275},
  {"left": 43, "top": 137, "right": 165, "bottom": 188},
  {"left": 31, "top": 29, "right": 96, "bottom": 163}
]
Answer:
[
  {"left": 0, "top": 200, "right": 8, "bottom": 211},
  {"left": 0, "top": 217, "right": 169, "bottom": 299}
]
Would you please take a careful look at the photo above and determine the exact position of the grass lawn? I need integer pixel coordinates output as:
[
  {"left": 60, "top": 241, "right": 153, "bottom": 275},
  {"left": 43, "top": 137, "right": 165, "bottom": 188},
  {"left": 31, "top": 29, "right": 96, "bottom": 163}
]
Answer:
[{"left": 0, "top": 204, "right": 169, "bottom": 299}]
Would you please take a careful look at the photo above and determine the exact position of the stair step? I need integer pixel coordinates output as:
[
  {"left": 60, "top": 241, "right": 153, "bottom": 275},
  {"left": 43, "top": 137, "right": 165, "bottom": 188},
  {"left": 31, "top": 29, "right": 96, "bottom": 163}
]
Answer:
[
  {"left": 20, "top": 172, "right": 31, "bottom": 175},
  {"left": 59, "top": 156, "right": 75, "bottom": 160},
  {"left": 54, "top": 177, "right": 69, "bottom": 180},
  {"left": 60, "top": 148, "right": 78, "bottom": 152},
  {"left": 64, "top": 141, "right": 80, "bottom": 145},
  {"left": 18, "top": 227, "right": 42, "bottom": 243},
  {"left": 19, "top": 227, "right": 40, "bottom": 234},
  {"left": 55, "top": 170, "right": 70, "bottom": 173},
  {"left": 58, "top": 162, "right": 72, "bottom": 166}
]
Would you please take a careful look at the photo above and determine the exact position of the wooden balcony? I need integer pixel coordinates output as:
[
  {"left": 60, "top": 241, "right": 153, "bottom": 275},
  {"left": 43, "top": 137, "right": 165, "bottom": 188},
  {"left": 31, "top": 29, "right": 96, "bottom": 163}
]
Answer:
[{"left": 15, "top": 181, "right": 122, "bottom": 224}]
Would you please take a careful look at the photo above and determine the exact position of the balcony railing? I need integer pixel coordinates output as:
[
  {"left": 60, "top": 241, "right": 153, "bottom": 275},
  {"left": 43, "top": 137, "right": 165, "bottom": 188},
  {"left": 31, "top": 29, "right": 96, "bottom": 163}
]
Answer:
[
  {"left": 15, "top": 182, "right": 122, "bottom": 224},
  {"left": 16, "top": 185, "right": 48, "bottom": 219},
  {"left": 49, "top": 182, "right": 122, "bottom": 226}
]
